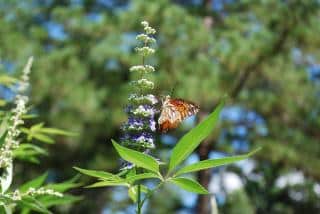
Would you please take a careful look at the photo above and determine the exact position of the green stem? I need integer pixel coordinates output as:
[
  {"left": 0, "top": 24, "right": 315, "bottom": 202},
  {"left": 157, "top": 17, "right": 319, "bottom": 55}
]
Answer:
[
  {"left": 136, "top": 167, "right": 142, "bottom": 214},
  {"left": 139, "top": 182, "right": 164, "bottom": 210},
  {"left": 137, "top": 183, "right": 141, "bottom": 214}
]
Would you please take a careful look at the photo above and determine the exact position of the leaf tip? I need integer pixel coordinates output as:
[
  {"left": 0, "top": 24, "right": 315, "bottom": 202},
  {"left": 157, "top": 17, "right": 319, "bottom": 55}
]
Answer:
[
  {"left": 249, "top": 147, "right": 262, "bottom": 156},
  {"left": 111, "top": 139, "right": 118, "bottom": 147}
]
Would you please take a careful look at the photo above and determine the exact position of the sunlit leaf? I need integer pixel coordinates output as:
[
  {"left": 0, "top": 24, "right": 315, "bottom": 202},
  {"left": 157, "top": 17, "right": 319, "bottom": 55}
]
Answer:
[
  {"left": 0, "top": 75, "right": 17, "bottom": 86},
  {"left": 20, "top": 172, "right": 48, "bottom": 192},
  {"left": 44, "top": 176, "right": 81, "bottom": 192},
  {"left": 112, "top": 140, "right": 159, "bottom": 173},
  {"left": 124, "top": 173, "right": 160, "bottom": 183},
  {"left": 86, "top": 181, "right": 129, "bottom": 188},
  {"left": 169, "top": 100, "right": 224, "bottom": 173},
  {"left": 74, "top": 167, "right": 120, "bottom": 181},
  {"left": 169, "top": 177, "right": 209, "bottom": 194},
  {"left": 32, "top": 133, "right": 55, "bottom": 144},
  {"left": 40, "top": 128, "right": 77, "bottom": 137},
  {"left": 175, "top": 148, "right": 261, "bottom": 176}
]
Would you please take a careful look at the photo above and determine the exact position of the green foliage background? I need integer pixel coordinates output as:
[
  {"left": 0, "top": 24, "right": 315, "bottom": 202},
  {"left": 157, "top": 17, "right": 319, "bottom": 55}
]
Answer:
[{"left": 0, "top": 0, "right": 320, "bottom": 213}]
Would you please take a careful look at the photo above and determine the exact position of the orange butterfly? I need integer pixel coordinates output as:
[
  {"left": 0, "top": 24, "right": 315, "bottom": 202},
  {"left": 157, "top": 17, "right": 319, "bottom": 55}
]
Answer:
[{"left": 158, "top": 96, "right": 199, "bottom": 133}]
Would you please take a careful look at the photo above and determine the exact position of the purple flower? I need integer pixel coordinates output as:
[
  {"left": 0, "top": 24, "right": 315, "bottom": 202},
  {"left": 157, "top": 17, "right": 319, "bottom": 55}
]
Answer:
[
  {"left": 121, "top": 116, "right": 156, "bottom": 132},
  {"left": 121, "top": 107, "right": 157, "bottom": 150},
  {"left": 119, "top": 21, "right": 157, "bottom": 169}
]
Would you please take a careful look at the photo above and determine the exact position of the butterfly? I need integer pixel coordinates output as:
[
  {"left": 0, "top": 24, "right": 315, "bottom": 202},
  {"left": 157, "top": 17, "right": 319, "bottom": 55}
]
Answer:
[{"left": 158, "top": 95, "right": 199, "bottom": 133}]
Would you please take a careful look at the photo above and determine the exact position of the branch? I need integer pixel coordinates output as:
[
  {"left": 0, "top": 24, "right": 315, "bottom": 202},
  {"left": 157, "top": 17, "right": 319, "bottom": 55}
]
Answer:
[{"left": 230, "top": 27, "right": 290, "bottom": 99}]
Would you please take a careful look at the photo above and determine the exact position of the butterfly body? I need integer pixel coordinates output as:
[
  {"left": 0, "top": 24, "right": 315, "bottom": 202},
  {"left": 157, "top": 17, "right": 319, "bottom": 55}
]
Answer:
[{"left": 158, "top": 96, "right": 199, "bottom": 132}]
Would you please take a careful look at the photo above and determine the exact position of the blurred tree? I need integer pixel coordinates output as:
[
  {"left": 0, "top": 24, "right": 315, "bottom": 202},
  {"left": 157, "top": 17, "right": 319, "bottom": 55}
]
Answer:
[
  {"left": 0, "top": 0, "right": 320, "bottom": 213},
  {"left": 222, "top": 189, "right": 255, "bottom": 214}
]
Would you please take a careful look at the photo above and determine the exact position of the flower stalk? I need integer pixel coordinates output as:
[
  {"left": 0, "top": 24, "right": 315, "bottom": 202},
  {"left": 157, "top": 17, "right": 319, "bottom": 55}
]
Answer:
[
  {"left": 0, "top": 57, "right": 33, "bottom": 169},
  {"left": 120, "top": 21, "right": 157, "bottom": 214},
  {"left": 0, "top": 57, "right": 33, "bottom": 195},
  {"left": 121, "top": 21, "right": 157, "bottom": 158}
]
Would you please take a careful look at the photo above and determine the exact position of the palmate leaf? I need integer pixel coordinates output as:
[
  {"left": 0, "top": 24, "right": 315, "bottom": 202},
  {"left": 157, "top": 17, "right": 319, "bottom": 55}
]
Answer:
[
  {"left": 112, "top": 140, "right": 160, "bottom": 173},
  {"left": 169, "top": 177, "right": 209, "bottom": 194},
  {"left": 168, "top": 100, "right": 224, "bottom": 173},
  {"left": 174, "top": 148, "right": 261, "bottom": 176}
]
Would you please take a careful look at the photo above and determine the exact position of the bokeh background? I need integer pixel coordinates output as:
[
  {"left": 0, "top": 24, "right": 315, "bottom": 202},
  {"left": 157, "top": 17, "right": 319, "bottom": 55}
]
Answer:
[{"left": 1, "top": 0, "right": 320, "bottom": 213}]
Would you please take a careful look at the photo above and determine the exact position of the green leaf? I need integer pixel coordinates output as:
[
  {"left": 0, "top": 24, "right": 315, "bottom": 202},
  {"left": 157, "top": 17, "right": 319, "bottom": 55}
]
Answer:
[
  {"left": 21, "top": 126, "right": 55, "bottom": 144},
  {"left": 0, "top": 131, "right": 7, "bottom": 147},
  {"left": 175, "top": 148, "right": 261, "bottom": 176},
  {"left": 44, "top": 176, "right": 81, "bottom": 192},
  {"left": 0, "top": 99, "right": 6, "bottom": 106},
  {"left": 124, "top": 173, "right": 160, "bottom": 183},
  {"left": 169, "top": 100, "right": 224, "bottom": 173},
  {"left": 128, "top": 186, "right": 138, "bottom": 203},
  {"left": 128, "top": 185, "right": 149, "bottom": 203},
  {"left": 31, "top": 123, "right": 45, "bottom": 131},
  {"left": 169, "top": 177, "right": 209, "bottom": 194},
  {"left": 0, "top": 114, "right": 9, "bottom": 140},
  {"left": 19, "top": 196, "right": 51, "bottom": 214},
  {"left": 20, "top": 172, "right": 48, "bottom": 192},
  {"left": 0, "top": 75, "right": 17, "bottom": 86},
  {"left": 39, "top": 194, "right": 82, "bottom": 207},
  {"left": 112, "top": 140, "right": 159, "bottom": 173},
  {"left": 21, "top": 123, "right": 76, "bottom": 143},
  {"left": 86, "top": 181, "right": 129, "bottom": 188},
  {"left": 40, "top": 128, "right": 77, "bottom": 137},
  {"left": 13, "top": 144, "right": 48, "bottom": 163},
  {"left": 73, "top": 167, "right": 120, "bottom": 181},
  {"left": 0, "top": 194, "right": 14, "bottom": 204},
  {"left": 33, "top": 133, "right": 55, "bottom": 144},
  {"left": 125, "top": 167, "right": 136, "bottom": 178}
]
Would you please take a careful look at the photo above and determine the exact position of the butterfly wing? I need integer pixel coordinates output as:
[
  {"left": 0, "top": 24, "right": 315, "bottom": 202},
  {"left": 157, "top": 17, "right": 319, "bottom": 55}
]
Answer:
[
  {"left": 158, "top": 97, "right": 199, "bottom": 133},
  {"left": 169, "top": 98, "right": 199, "bottom": 120},
  {"left": 158, "top": 103, "right": 181, "bottom": 132}
]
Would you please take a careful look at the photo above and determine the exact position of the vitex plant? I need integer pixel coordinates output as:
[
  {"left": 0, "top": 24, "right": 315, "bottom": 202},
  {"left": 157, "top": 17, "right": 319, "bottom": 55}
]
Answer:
[
  {"left": 75, "top": 21, "right": 260, "bottom": 214},
  {"left": 0, "top": 58, "right": 81, "bottom": 214}
]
